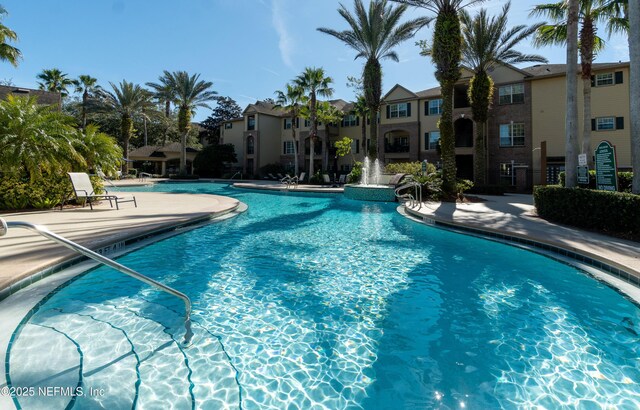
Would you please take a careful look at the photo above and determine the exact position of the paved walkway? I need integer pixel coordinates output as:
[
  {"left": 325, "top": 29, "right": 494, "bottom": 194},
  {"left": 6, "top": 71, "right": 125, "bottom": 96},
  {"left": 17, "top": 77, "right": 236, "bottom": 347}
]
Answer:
[
  {"left": 404, "top": 194, "right": 640, "bottom": 280},
  {"left": 0, "top": 191, "right": 240, "bottom": 294}
]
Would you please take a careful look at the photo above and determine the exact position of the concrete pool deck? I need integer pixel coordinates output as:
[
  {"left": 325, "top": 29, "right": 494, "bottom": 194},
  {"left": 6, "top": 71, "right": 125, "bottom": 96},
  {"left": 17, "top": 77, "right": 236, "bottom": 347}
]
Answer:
[
  {"left": 0, "top": 191, "right": 241, "bottom": 297},
  {"left": 402, "top": 194, "right": 640, "bottom": 284}
]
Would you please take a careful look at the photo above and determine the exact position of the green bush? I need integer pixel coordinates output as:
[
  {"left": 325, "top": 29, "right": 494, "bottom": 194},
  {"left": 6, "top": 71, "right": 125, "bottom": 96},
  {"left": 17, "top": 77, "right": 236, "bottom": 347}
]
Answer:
[
  {"left": 385, "top": 161, "right": 436, "bottom": 177},
  {"left": 348, "top": 161, "right": 363, "bottom": 184},
  {"left": 533, "top": 186, "right": 640, "bottom": 238},
  {"left": 559, "top": 170, "right": 633, "bottom": 193}
]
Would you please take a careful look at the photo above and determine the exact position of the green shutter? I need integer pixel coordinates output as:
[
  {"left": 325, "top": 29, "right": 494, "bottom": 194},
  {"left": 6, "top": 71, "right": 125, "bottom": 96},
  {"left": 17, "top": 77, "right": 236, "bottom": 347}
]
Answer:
[
  {"left": 615, "top": 71, "right": 623, "bottom": 84},
  {"left": 616, "top": 117, "right": 624, "bottom": 130},
  {"left": 407, "top": 102, "right": 411, "bottom": 117},
  {"left": 386, "top": 105, "right": 390, "bottom": 119},
  {"left": 424, "top": 132, "right": 429, "bottom": 150},
  {"left": 591, "top": 119, "right": 596, "bottom": 131},
  {"left": 425, "top": 101, "right": 429, "bottom": 116},
  {"left": 356, "top": 116, "right": 360, "bottom": 126},
  {"left": 283, "top": 142, "right": 286, "bottom": 153}
]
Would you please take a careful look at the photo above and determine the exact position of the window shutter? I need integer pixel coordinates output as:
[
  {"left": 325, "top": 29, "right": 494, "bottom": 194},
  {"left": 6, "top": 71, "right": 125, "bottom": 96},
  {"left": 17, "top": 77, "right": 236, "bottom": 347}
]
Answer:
[
  {"left": 296, "top": 118, "right": 300, "bottom": 128},
  {"left": 356, "top": 139, "right": 360, "bottom": 154},
  {"left": 591, "top": 76, "right": 595, "bottom": 87},
  {"left": 424, "top": 132, "right": 429, "bottom": 150},
  {"left": 356, "top": 116, "right": 360, "bottom": 126},
  {"left": 615, "top": 71, "right": 623, "bottom": 84},
  {"left": 340, "top": 118, "right": 344, "bottom": 127},
  {"left": 283, "top": 142, "right": 286, "bottom": 153},
  {"left": 407, "top": 103, "right": 412, "bottom": 117},
  {"left": 616, "top": 117, "right": 624, "bottom": 130},
  {"left": 425, "top": 101, "right": 429, "bottom": 116},
  {"left": 283, "top": 120, "right": 286, "bottom": 130},
  {"left": 591, "top": 119, "right": 596, "bottom": 131},
  {"left": 386, "top": 105, "right": 390, "bottom": 119}
]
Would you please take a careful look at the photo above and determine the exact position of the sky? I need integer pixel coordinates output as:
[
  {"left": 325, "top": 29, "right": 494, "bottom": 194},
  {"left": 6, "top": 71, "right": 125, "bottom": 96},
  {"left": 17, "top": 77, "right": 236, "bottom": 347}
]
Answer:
[{"left": 0, "top": 0, "right": 630, "bottom": 122}]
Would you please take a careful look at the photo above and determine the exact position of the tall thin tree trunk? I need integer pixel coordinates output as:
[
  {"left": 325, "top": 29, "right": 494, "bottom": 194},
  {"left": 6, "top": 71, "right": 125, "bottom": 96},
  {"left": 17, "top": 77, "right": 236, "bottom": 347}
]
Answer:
[
  {"left": 564, "top": 0, "right": 580, "bottom": 188},
  {"left": 580, "top": 17, "right": 595, "bottom": 169},
  {"left": 292, "top": 117, "right": 299, "bottom": 176},
  {"left": 82, "top": 90, "right": 88, "bottom": 130},
  {"left": 122, "top": 114, "right": 132, "bottom": 174},
  {"left": 440, "top": 80, "right": 457, "bottom": 194},
  {"left": 309, "top": 94, "right": 317, "bottom": 177},
  {"left": 582, "top": 76, "right": 592, "bottom": 165},
  {"left": 630, "top": 0, "right": 640, "bottom": 194}
]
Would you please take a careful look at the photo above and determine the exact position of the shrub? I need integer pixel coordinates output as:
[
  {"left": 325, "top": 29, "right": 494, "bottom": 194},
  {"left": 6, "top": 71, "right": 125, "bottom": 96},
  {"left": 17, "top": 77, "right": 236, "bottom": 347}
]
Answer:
[
  {"left": 348, "top": 161, "right": 363, "bottom": 184},
  {"left": 385, "top": 161, "right": 436, "bottom": 177},
  {"left": 559, "top": 170, "right": 633, "bottom": 193},
  {"left": 533, "top": 186, "right": 640, "bottom": 238}
]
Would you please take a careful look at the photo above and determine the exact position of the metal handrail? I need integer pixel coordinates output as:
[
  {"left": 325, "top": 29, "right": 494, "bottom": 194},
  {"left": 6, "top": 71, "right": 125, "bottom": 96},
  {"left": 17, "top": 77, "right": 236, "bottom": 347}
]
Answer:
[
  {"left": 230, "top": 171, "right": 242, "bottom": 180},
  {"left": 0, "top": 218, "right": 194, "bottom": 346},
  {"left": 395, "top": 180, "right": 422, "bottom": 208}
]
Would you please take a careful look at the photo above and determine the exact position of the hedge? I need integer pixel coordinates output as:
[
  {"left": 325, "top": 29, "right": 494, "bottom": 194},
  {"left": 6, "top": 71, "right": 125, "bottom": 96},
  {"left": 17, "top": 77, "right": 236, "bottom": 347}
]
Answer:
[
  {"left": 559, "top": 170, "right": 633, "bottom": 193},
  {"left": 533, "top": 186, "right": 640, "bottom": 238}
]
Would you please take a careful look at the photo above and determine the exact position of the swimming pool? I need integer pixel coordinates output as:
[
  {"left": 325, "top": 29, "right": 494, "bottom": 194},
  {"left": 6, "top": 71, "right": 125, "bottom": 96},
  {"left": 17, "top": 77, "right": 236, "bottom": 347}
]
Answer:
[{"left": 6, "top": 183, "right": 640, "bottom": 409}]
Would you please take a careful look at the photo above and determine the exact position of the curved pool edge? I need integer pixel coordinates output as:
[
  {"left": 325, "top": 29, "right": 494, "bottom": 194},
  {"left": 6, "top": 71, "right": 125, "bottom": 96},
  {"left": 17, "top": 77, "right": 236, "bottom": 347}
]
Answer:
[
  {"left": 398, "top": 205, "right": 640, "bottom": 305},
  {"left": 0, "top": 201, "right": 248, "bottom": 410}
]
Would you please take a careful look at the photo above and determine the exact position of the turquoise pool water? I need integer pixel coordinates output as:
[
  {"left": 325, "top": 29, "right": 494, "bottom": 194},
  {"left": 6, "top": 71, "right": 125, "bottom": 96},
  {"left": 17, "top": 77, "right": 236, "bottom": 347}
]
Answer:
[{"left": 7, "top": 183, "right": 640, "bottom": 409}]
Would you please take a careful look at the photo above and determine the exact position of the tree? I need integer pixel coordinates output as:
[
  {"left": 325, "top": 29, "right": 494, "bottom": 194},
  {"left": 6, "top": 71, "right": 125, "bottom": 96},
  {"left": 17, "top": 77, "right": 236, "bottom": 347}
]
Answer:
[
  {"left": 274, "top": 84, "right": 307, "bottom": 176},
  {"left": 316, "top": 101, "right": 345, "bottom": 170},
  {"left": 146, "top": 71, "right": 175, "bottom": 118},
  {"left": 98, "top": 80, "right": 153, "bottom": 173},
  {"left": 73, "top": 75, "right": 100, "bottom": 130},
  {"left": 319, "top": 0, "right": 428, "bottom": 160},
  {"left": 294, "top": 67, "right": 334, "bottom": 176},
  {"left": 36, "top": 68, "right": 75, "bottom": 110},
  {"left": 335, "top": 136, "right": 356, "bottom": 165},
  {"left": 624, "top": 0, "right": 639, "bottom": 193},
  {"left": 0, "top": 6, "right": 21, "bottom": 66},
  {"left": 73, "top": 124, "right": 122, "bottom": 176},
  {"left": 200, "top": 96, "right": 243, "bottom": 144},
  {"left": 531, "top": 0, "right": 627, "bottom": 169},
  {"left": 393, "top": 0, "right": 485, "bottom": 197},
  {"left": 0, "top": 95, "right": 83, "bottom": 182},
  {"left": 564, "top": 0, "right": 580, "bottom": 188},
  {"left": 193, "top": 144, "right": 237, "bottom": 177},
  {"left": 351, "top": 95, "right": 369, "bottom": 153},
  {"left": 461, "top": 2, "right": 547, "bottom": 185},
  {"left": 165, "top": 71, "right": 217, "bottom": 174}
]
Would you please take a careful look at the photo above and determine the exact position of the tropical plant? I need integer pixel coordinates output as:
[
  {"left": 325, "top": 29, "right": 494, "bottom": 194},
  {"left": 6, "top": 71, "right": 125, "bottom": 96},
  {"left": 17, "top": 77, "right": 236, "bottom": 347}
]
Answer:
[
  {"left": 164, "top": 71, "right": 217, "bottom": 174},
  {"left": 74, "top": 74, "right": 100, "bottom": 129},
  {"left": 318, "top": 0, "right": 429, "bottom": 160},
  {"left": 351, "top": 95, "right": 369, "bottom": 152},
  {"left": 193, "top": 143, "right": 237, "bottom": 178},
  {"left": 294, "top": 67, "right": 334, "bottom": 176},
  {"left": 316, "top": 100, "right": 345, "bottom": 170},
  {"left": 98, "top": 80, "right": 153, "bottom": 172},
  {"left": 335, "top": 136, "right": 355, "bottom": 164},
  {"left": 0, "top": 6, "right": 21, "bottom": 66},
  {"left": 0, "top": 95, "right": 83, "bottom": 182},
  {"left": 393, "top": 0, "right": 485, "bottom": 197},
  {"left": 461, "top": 2, "right": 547, "bottom": 185},
  {"left": 146, "top": 70, "right": 175, "bottom": 117},
  {"left": 74, "top": 124, "right": 122, "bottom": 175},
  {"left": 274, "top": 84, "right": 307, "bottom": 176},
  {"left": 36, "top": 68, "right": 75, "bottom": 109},
  {"left": 531, "top": 0, "right": 628, "bottom": 170}
]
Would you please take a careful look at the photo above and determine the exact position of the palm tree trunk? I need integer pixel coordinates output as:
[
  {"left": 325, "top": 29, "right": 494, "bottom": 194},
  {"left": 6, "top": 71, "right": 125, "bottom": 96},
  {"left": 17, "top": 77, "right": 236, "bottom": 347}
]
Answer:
[
  {"left": 440, "top": 79, "right": 457, "bottom": 195},
  {"left": 364, "top": 58, "right": 381, "bottom": 159},
  {"left": 564, "top": 0, "right": 580, "bottom": 188},
  {"left": 630, "top": 0, "right": 640, "bottom": 194},
  {"left": 178, "top": 107, "right": 191, "bottom": 175},
  {"left": 469, "top": 71, "right": 492, "bottom": 186},
  {"left": 580, "top": 17, "right": 595, "bottom": 169},
  {"left": 582, "top": 76, "right": 592, "bottom": 166},
  {"left": 82, "top": 90, "right": 88, "bottom": 130},
  {"left": 292, "top": 120, "right": 299, "bottom": 176},
  {"left": 122, "top": 114, "right": 133, "bottom": 173},
  {"left": 309, "top": 94, "right": 317, "bottom": 177}
]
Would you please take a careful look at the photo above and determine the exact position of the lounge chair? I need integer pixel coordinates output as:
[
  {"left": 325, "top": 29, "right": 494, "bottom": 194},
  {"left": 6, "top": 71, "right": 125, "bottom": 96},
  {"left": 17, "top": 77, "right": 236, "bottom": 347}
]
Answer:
[
  {"left": 298, "top": 172, "right": 306, "bottom": 183},
  {"left": 322, "top": 174, "right": 333, "bottom": 186},
  {"left": 268, "top": 173, "right": 278, "bottom": 180},
  {"left": 277, "top": 173, "right": 285, "bottom": 180},
  {"left": 337, "top": 174, "right": 347, "bottom": 185},
  {"left": 68, "top": 172, "right": 137, "bottom": 210}
]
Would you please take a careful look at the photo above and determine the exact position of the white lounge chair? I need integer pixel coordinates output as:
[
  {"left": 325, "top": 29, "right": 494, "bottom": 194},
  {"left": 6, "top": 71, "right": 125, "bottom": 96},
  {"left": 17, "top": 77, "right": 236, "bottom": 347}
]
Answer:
[{"left": 68, "top": 172, "right": 137, "bottom": 210}]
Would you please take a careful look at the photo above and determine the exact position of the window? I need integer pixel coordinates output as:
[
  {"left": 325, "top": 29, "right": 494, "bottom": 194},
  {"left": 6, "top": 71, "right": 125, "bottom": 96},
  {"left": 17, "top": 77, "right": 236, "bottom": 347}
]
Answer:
[
  {"left": 247, "top": 115, "right": 255, "bottom": 131},
  {"left": 284, "top": 118, "right": 292, "bottom": 129},
  {"left": 500, "top": 123, "right": 525, "bottom": 147},
  {"left": 224, "top": 122, "right": 233, "bottom": 129},
  {"left": 424, "top": 131, "right": 440, "bottom": 150},
  {"left": 388, "top": 102, "right": 410, "bottom": 118},
  {"left": 596, "top": 117, "right": 615, "bottom": 130},
  {"left": 342, "top": 114, "right": 358, "bottom": 127},
  {"left": 304, "top": 119, "right": 310, "bottom": 127},
  {"left": 283, "top": 140, "right": 295, "bottom": 154},
  {"left": 498, "top": 84, "right": 524, "bottom": 105},
  {"left": 500, "top": 163, "right": 515, "bottom": 186},
  {"left": 595, "top": 72, "right": 614, "bottom": 86},
  {"left": 246, "top": 136, "right": 254, "bottom": 155},
  {"left": 426, "top": 99, "right": 442, "bottom": 115}
]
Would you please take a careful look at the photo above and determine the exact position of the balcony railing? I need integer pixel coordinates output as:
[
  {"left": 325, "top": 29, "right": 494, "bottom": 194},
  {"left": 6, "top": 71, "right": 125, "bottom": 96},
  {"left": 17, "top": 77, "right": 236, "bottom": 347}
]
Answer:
[{"left": 384, "top": 144, "right": 410, "bottom": 153}]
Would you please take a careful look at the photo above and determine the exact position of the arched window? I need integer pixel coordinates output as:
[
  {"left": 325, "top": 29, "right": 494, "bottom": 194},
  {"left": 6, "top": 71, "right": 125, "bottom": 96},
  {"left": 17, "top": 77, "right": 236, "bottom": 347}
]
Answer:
[{"left": 247, "top": 136, "right": 255, "bottom": 155}]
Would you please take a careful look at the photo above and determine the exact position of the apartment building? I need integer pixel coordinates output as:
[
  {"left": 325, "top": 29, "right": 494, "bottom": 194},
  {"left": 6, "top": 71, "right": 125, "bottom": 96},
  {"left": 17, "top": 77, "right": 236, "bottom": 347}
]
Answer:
[{"left": 221, "top": 61, "right": 631, "bottom": 190}]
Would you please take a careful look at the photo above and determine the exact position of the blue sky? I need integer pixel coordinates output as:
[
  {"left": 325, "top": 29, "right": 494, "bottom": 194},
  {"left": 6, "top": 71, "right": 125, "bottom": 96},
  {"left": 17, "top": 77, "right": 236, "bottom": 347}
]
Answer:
[{"left": 1, "top": 0, "right": 630, "bottom": 121}]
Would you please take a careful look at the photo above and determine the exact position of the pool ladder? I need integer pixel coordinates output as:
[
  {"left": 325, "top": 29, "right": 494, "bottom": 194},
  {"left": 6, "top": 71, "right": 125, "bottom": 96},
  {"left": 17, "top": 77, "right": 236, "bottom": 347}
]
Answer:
[
  {"left": 395, "top": 178, "right": 422, "bottom": 208},
  {"left": 0, "top": 218, "right": 194, "bottom": 346}
]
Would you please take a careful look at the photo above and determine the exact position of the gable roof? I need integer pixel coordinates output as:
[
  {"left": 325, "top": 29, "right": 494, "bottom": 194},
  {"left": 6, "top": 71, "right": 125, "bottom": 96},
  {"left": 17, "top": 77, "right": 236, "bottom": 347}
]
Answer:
[
  {"left": 0, "top": 85, "right": 60, "bottom": 105},
  {"left": 523, "top": 62, "right": 630, "bottom": 79},
  {"left": 243, "top": 101, "right": 286, "bottom": 117},
  {"left": 381, "top": 84, "right": 419, "bottom": 102}
]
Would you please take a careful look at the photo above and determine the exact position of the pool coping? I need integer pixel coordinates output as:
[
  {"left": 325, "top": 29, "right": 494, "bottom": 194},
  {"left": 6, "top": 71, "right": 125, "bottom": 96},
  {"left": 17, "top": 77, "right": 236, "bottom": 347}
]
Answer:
[
  {"left": 233, "top": 182, "right": 344, "bottom": 193},
  {"left": 398, "top": 205, "right": 640, "bottom": 304}
]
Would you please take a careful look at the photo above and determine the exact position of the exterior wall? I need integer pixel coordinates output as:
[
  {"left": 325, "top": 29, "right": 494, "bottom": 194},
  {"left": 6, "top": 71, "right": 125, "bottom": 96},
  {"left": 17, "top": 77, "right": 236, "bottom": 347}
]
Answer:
[
  {"left": 257, "top": 115, "right": 282, "bottom": 172},
  {"left": 419, "top": 98, "right": 442, "bottom": 164},
  {"left": 220, "top": 120, "right": 244, "bottom": 166},
  {"left": 334, "top": 121, "right": 367, "bottom": 171},
  {"left": 531, "top": 65, "right": 631, "bottom": 183}
]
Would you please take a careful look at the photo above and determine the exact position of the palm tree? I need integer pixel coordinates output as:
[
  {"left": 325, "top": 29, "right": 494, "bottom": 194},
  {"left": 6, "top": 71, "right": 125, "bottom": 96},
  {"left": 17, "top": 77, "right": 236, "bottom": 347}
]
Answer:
[
  {"left": 36, "top": 68, "right": 75, "bottom": 110},
  {"left": 316, "top": 101, "right": 345, "bottom": 172},
  {"left": 0, "top": 95, "right": 82, "bottom": 182},
  {"left": 352, "top": 95, "right": 369, "bottom": 154},
  {"left": 392, "top": 0, "right": 485, "bottom": 197},
  {"left": 74, "top": 124, "right": 122, "bottom": 176},
  {"left": 318, "top": 0, "right": 429, "bottom": 160},
  {"left": 294, "top": 67, "right": 334, "bottom": 176},
  {"left": 531, "top": 0, "right": 627, "bottom": 170},
  {"left": 165, "top": 71, "right": 217, "bottom": 174},
  {"left": 0, "top": 6, "right": 21, "bottom": 66},
  {"left": 74, "top": 75, "right": 100, "bottom": 130},
  {"left": 564, "top": 0, "right": 580, "bottom": 188},
  {"left": 99, "top": 80, "right": 153, "bottom": 173},
  {"left": 146, "top": 71, "right": 175, "bottom": 118},
  {"left": 461, "top": 2, "right": 547, "bottom": 185},
  {"left": 628, "top": 0, "right": 640, "bottom": 193},
  {"left": 274, "top": 83, "right": 308, "bottom": 176}
]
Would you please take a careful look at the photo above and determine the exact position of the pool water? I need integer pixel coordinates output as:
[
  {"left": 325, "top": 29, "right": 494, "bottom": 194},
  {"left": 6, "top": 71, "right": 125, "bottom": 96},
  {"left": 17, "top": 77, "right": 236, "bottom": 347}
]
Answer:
[{"left": 6, "top": 183, "right": 640, "bottom": 409}]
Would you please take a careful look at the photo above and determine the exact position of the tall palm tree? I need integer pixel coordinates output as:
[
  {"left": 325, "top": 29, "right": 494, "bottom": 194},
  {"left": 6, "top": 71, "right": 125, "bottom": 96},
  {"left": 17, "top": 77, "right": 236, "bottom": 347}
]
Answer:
[
  {"left": 146, "top": 71, "right": 175, "bottom": 118},
  {"left": 316, "top": 101, "right": 345, "bottom": 171},
  {"left": 352, "top": 95, "right": 369, "bottom": 155},
  {"left": 628, "top": 0, "right": 640, "bottom": 194},
  {"left": 564, "top": 0, "right": 580, "bottom": 188},
  {"left": 165, "top": 71, "right": 217, "bottom": 174},
  {"left": 74, "top": 75, "right": 100, "bottom": 130},
  {"left": 392, "top": 0, "right": 485, "bottom": 197},
  {"left": 0, "top": 6, "right": 21, "bottom": 66},
  {"left": 294, "top": 67, "right": 334, "bottom": 176},
  {"left": 274, "top": 83, "right": 308, "bottom": 176},
  {"left": 99, "top": 80, "right": 153, "bottom": 173},
  {"left": 318, "top": 0, "right": 429, "bottom": 160},
  {"left": 461, "top": 2, "right": 547, "bottom": 185},
  {"left": 531, "top": 0, "right": 627, "bottom": 169},
  {"left": 36, "top": 68, "right": 75, "bottom": 110}
]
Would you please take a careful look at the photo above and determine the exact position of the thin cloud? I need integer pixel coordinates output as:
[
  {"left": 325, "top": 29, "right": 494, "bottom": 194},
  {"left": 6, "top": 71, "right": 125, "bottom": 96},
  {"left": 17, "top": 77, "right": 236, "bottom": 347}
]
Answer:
[
  {"left": 261, "top": 67, "right": 280, "bottom": 76},
  {"left": 272, "top": 0, "right": 294, "bottom": 69}
]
